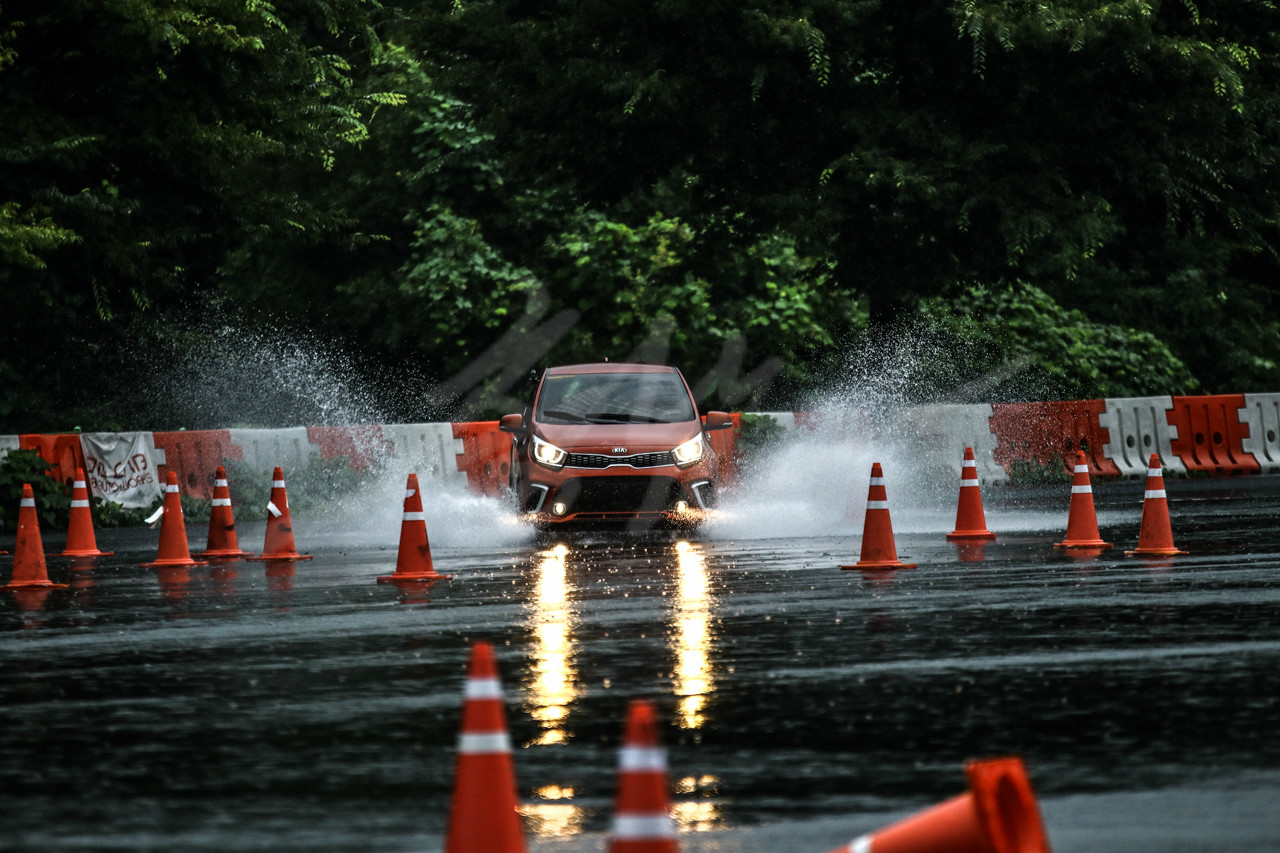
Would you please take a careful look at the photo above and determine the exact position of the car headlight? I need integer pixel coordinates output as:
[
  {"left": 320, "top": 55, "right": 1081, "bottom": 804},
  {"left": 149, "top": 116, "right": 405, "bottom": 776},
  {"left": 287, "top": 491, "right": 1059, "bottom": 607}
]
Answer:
[
  {"left": 532, "top": 435, "right": 568, "bottom": 470},
  {"left": 672, "top": 434, "right": 704, "bottom": 468}
]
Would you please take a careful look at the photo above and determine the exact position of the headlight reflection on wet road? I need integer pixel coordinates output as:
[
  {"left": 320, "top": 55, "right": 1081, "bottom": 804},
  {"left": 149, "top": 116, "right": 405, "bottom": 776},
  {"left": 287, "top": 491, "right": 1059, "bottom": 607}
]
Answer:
[
  {"left": 671, "top": 540, "right": 715, "bottom": 730},
  {"left": 525, "top": 543, "right": 579, "bottom": 747}
]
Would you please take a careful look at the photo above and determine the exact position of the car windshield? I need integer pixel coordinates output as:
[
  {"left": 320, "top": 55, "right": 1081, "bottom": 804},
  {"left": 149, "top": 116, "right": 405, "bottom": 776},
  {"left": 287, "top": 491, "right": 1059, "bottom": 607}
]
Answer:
[{"left": 536, "top": 372, "right": 696, "bottom": 425}]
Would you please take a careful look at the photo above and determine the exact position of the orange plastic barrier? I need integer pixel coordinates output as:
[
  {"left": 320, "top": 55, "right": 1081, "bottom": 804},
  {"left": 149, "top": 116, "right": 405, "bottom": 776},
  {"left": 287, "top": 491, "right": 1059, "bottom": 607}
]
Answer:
[
  {"left": 18, "top": 433, "right": 87, "bottom": 489},
  {"left": 452, "top": 421, "right": 512, "bottom": 498},
  {"left": 989, "top": 400, "right": 1119, "bottom": 477},
  {"left": 306, "top": 424, "right": 391, "bottom": 473},
  {"left": 1166, "top": 394, "right": 1259, "bottom": 476},
  {"left": 152, "top": 430, "right": 242, "bottom": 499}
]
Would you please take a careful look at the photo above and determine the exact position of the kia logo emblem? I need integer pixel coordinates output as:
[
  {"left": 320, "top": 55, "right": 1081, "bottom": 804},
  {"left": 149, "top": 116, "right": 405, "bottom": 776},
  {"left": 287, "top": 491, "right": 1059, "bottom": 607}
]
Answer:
[{"left": 612, "top": 447, "right": 628, "bottom": 454}]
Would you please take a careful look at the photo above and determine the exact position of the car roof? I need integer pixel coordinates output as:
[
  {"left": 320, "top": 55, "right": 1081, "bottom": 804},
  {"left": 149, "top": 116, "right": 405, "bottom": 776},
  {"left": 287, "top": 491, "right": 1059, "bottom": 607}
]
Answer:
[{"left": 542, "top": 363, "right": 678, "bottom": 376}]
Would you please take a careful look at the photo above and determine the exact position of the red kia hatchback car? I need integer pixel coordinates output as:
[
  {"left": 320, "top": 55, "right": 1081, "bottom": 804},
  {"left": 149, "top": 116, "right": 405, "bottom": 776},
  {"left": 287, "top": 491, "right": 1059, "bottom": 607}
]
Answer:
[{"left": 499, "top": 363, "right": 733, "bottom": 529}]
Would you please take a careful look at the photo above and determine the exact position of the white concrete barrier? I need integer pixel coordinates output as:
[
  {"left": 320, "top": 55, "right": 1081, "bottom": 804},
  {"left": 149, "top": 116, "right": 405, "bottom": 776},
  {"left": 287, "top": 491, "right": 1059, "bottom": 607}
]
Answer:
[
  {"left": 1099, "top": 396, "right": 1184, "bottom": 477},
  {"left": 901, "top": 403, "right": 1006, "bottom": 484},
  {"left": 381, "top": 423, "right": 468, "bottom": 487},
  {"left": 1239, "top": 392, "right": 1280, "bottom": 473},
  {"left": 228, "top": 427, "right": 320, "bottom": 475}
]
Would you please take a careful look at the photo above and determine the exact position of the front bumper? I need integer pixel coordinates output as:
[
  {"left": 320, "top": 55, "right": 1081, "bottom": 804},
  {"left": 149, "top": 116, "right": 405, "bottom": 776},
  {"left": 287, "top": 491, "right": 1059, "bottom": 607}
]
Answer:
[{"left": 522, "top": 472, "right": 717, "bottom": 528}]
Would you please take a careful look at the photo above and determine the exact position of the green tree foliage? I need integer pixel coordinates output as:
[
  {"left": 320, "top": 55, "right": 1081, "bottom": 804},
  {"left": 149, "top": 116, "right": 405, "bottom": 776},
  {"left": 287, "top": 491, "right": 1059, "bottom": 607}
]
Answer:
[{"left": 0, "top": 0, "right": 397, "bottom": 430}]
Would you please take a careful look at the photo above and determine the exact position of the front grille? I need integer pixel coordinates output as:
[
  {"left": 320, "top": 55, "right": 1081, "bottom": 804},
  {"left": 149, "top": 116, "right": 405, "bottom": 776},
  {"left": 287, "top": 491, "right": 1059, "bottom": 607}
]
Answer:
[
  {"left": 556, "top": 476, "right": 684, "bottom": 513},
  {"left": 565, "top": 451, "right": 674, "bottom": 469}
]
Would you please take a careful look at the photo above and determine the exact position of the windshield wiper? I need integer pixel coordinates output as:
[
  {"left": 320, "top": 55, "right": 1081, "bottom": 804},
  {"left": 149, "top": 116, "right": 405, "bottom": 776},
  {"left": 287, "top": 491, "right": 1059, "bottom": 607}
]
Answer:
[
  {"left": 542, "top": 409, "right": 590, "bottom": 424},
  {"left": 585, "top": 412, "right": 666, "bottom": 424}
]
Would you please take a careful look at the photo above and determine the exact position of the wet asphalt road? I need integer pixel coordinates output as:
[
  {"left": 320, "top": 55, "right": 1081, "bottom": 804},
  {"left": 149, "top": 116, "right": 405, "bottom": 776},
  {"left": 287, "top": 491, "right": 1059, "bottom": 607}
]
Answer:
[{"left": 2, "top": 476, "right": 1279, "bottom": 852}]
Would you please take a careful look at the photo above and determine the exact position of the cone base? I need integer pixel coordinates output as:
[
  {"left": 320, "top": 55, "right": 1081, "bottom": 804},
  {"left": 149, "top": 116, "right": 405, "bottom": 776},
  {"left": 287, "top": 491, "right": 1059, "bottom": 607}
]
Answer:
[
  {"left": 3, "top": 580, "right": 69, "bottom": 590},
  {"left": 1053, "top": 540, "right": 1113, "bottom": 549},
  {"left": 141, "top": 557, "right": 209, "bottom": 569},
  {"left": 946, "top": 530, "right": 996, "bottom": 541},
  {"left": 60, "top": 548, "right": 115, "bottom": 557},
  {"left": 378, "top": 571, "right": 452, "bottom": 583},
  {"left": 198, "top": 548, "right": 254, "bottom": 559},
  {"left": 246, "top": 553, "right": 314, "bottom": 562},
  {"left": 1126, "top": 547, "right": 1188, "bottom": 556},
  {"left": 842, "top": 560, "right": 917, "bottom": 570}
]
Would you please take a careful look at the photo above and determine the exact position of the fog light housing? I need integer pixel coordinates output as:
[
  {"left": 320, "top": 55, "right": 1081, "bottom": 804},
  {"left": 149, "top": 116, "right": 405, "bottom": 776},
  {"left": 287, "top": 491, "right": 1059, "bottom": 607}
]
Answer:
[
  {"left": 674, "top": 500, "right": 690, "bottom": 513},
  {"left": 552, "top": 502, "right": 568, "bottom": 516}
]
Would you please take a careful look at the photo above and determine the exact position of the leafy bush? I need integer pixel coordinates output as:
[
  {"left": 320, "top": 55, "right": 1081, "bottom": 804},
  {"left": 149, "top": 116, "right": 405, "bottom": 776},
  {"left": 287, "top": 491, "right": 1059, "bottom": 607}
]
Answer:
[
  {"left": 916, "top": 282, "right": 1201, "bottom": 401},
  {"left": 0, "top": 449, "right": 70, "bottom": 531}
]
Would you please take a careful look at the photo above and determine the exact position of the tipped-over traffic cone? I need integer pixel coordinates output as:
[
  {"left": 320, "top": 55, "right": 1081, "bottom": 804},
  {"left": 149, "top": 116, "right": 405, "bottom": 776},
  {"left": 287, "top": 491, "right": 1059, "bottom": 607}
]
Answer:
[
  {"left": 1126, "top": 454, "right": 1188, "bottom": 557},
  {"left": 825, "top": 756, "right": 1051, "bottom": 853},
  {"left": 246, "top": 467, "right": 313, "bottom": 562},
  {"left": 5, "top": 484, "right": 68, "bottom": 590},
  {"left": 198, "top": 466, "right": 252, "bottom": 559},
  {"left": 842, "top": 463, "right": 916, "bottom": 570},
  {"left": 609, "top": 700, "right": 679, "bottom": 853},
  {"left": 377, "top": 473, "right": 452, "bottom": 584},
  {"left": 946, "top": 448, "right": 995, "bottom": 542},
  {"left": 1053, "top": 452, "right": 1113, "bottom": 550},
  {"left": 444, "top": 641, "right": 527, "bottom": 853},
  {"left": 61, "top": 468, "right": 114, "bottom": 558},
  {"left": 140, "top": 472, "right": 207, "bottom": 569}
]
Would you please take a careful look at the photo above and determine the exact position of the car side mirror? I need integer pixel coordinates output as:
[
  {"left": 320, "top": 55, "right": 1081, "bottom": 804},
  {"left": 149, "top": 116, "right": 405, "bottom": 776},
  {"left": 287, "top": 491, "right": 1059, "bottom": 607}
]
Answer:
[
  {"left": 498, "top": 413, "right": 525, "bottom": 434},
  {"left": 703, "top": 411, "right": 733, "bottom": 431}
]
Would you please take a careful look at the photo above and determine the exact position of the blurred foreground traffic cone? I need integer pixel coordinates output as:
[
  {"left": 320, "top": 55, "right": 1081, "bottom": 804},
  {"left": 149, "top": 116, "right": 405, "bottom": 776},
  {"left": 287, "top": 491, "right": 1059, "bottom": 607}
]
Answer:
[
  {"left": 140, "top": 472, "right": 207, "bottom": 569},
  {"left": 824, "top": 756, "right": 1051, "bottom": 853},
  {"left": 4, "top": 484, "right": 68, "bottom": 590},
  {"left": 444, "top": 641, "right": 527, "bottom": 853},
  {"left": 198, "top": 466, "right": 252, "bottom": 559},
  {"left": 377, "top": 473, "right": 451, "bottom": 584},
  {"left": 1053, "top": 451, "right": 1113, "bottom": 550},
  {"left": 609, "top": 700, "right": 679, "bottom": 853},
  {"left": 946, "top": 448, "right": 995, "bottom": 542},
  {"left": 842, "top": 463, "right": 916, "bottom": 570},
  {"left": 61, "top": 468, "right": 114, "bottom": 558},
  {"left": 247, "top": 467, "right": 313, "bottom": 562},
  {"left": 1126, "top": 454, "right": 1188, "bottom": 557}
]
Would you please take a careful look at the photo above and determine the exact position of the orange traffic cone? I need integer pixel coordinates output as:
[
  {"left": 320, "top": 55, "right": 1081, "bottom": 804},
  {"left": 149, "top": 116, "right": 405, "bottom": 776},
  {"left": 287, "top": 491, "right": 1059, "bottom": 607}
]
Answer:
[
  {"left": 444, "top": 641, "right": 527, "bottom": 853},
  {"left": 198, "top": 466, "right": 252, "bottom": 559},
  {"left": 377, "top": 473, "right": 452, "bottom": 584},
  {"left": 4, "top": 484, "right": 68, "bottom": 590},
  {"left": 1126, "top": 454, "right": 1188, "bottom": 557},
  {"left": 842, "top": 463, "right": 916, "bottom": 570},
  {"left": 246, "top": 467, "right": 313, "bottom": 562},
  {"left": 61, "top": 468, "right": 114, "bottom": 558},
  {"left": 1053, "top": 451, "right": 1113, "bottom": 550},
  {"left": 140, "top": 472, "right": 207, "bottom": 569},
  {"left": 824, "top": 756, "right": 1051, "bottom": 853},
  {"left": 609, "top": 700, "right": 679, "bottom": 853},
  {"left": 946, "top": 448, "right": 995, "bottom": 542}
]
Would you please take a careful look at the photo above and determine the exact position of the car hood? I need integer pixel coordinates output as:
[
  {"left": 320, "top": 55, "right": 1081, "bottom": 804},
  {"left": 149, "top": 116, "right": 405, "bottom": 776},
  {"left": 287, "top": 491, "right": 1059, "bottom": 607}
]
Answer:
[{"left": 536, "top": 421, "right": 701, "bottom": 452}]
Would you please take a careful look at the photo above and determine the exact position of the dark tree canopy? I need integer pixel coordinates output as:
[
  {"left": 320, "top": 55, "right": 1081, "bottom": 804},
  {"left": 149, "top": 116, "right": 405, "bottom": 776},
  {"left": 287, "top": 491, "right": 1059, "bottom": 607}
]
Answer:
[{"left": 2, "top": 1, "right": 1278, "bottom": 431}]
